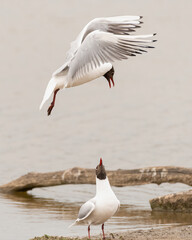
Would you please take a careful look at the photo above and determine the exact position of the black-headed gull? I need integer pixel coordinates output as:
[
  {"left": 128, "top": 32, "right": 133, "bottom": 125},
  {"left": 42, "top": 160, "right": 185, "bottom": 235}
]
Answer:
[
  {"left": 40, "top": 16, "right": 156, "bottom": 115},
  {"left": 70, "top": 158, "right": 120, "bottom": 239}
]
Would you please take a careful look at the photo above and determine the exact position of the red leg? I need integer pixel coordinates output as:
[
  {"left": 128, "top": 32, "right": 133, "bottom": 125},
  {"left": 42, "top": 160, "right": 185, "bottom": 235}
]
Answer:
[
  {"left": 47, "top": 89, "right": 59, "bottom": 116},
  {"left": 88, "top": 225, "right": 91, "bottom": 239},
  {"left": 102, "top": 223, "right": 105, "bottom": 240}
]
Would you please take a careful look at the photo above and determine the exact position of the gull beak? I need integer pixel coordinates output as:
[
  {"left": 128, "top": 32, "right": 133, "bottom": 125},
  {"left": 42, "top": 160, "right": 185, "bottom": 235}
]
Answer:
[
  {"left": 100, "top": 158, "right": 103, "bottom": 166},
  {"left": 110, "top": 77, "right": 115, "bottom": 87},
  {"left": 107, "top": 77, "right": 115, "bottom": 88},
  {"left": 107, "top": 78, "right": 111, "bottom": 88}
]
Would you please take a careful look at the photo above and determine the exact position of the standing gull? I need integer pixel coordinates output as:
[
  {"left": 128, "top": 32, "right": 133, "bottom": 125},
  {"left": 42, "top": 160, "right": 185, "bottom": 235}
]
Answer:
[
  {"left": 40, "top": 16, "right": 156, "bottom": 115},
  {"left": 70, "top": 158, "right": 120, "bottom": 239}
]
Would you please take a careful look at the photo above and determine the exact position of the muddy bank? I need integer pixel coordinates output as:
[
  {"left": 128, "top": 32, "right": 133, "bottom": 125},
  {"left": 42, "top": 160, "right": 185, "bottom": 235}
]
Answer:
[{"left": 31, "top": 225, "right": 192, "bottom": 240}]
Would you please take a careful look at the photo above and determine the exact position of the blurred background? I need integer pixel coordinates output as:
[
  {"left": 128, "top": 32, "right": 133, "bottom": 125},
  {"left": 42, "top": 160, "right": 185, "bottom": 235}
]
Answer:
[{"left": 0, "top": 0, "right": 192, "bottom": 239}]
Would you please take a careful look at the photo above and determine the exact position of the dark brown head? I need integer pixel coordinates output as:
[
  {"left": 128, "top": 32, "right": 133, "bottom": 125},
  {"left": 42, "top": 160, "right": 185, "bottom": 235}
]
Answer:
[
  {"left": 103, "top": 67, "right": 115, "bottom": 88},
  {"left": 96, "top": 158, "right": 107, "bottom": 180}
]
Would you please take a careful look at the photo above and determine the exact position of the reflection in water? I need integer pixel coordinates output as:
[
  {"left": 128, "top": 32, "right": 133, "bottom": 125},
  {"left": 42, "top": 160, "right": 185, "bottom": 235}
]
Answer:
[
  {"left": 151, "top": 211, "right": 192, "bottom": 226},
  {"left": 1, "top": 191, "right": 79, "bottom": 221},
  {"left": 1, "top": 188, "right": 192, "bottom": 228},
  {"left": 0, "top": 184, "right": 191, "bottom": 240}
]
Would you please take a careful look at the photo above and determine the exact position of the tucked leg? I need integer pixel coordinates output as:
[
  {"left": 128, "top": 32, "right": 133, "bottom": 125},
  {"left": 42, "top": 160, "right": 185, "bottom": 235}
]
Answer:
[
  {"left": 47, "top": 89, "right": 59, "bottom": 116},
  {"left": 102, "top": 223, "right": 105, "bottom": 240},
  {"left": 88, "top": 225, "right": 91, "bottom": 239}
]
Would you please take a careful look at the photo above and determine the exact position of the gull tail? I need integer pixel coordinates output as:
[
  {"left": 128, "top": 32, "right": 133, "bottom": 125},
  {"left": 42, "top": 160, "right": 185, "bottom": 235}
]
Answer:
[
  {"left": 68, "top": 220, "right": 78, "bottom": 228},
  {"left": 40, "top": 67, "right": 68, "bottom": 110},
  {"left": 39, "top": 77, "right": 57, "bottom": 110}
]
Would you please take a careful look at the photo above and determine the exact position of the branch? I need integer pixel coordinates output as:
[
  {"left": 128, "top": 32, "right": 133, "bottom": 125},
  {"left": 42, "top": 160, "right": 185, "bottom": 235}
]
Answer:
[{"left": 0, "top": 166, "right": 191, "bottom": 193}]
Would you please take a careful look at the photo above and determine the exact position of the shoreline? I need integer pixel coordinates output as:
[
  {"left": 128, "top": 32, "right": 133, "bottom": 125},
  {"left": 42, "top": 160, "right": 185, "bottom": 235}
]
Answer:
[{"left": 31, "top": 225, "right": 192, "bottom": 240}]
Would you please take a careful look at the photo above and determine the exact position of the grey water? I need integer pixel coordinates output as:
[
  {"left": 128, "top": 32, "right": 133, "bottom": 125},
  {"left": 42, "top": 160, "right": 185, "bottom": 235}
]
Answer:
[{"left": 0, "top": 0, "right": 192, "bottom": 240}]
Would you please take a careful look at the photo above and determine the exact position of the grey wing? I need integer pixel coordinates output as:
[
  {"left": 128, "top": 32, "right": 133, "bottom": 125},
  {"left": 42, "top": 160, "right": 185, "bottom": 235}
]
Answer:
[
  {"left": 77, "top": 200, "right": 95, "bottom": 221},
  {"left": 53, "top": 16, "right": 143, "bottom": 76},
  {"left": 68, "top": 30, "right": 156, "bottom": 80},
  {"left": 82, "top": 15, "right": 143, "bottom": 42}
]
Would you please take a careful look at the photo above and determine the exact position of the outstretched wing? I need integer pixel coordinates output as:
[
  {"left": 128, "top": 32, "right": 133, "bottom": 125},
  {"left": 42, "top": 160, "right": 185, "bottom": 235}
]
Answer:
[
  {"left": 81, "top": 15, "right": 143, "bottom": 42},
  {"left": 68, "top": 30, "right": 156, "bottom": 80},
  {"left": 53, "top": 16, "right": 143, "bottom": 76}
]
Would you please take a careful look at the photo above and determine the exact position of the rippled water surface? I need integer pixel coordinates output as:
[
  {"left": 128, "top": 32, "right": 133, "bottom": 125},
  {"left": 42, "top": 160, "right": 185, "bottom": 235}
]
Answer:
[
  {"left": 1, "top": 184, "right": 192, "bottom": 240},
  {"left": 1, "top": 0, "right": 192, "bottom": 240}
]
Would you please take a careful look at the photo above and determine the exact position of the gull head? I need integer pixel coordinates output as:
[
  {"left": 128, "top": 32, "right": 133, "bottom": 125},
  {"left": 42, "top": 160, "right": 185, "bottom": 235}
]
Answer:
[
  {"left": 103, "top": 67, "right": 115, "bottom": 88},
  {"left": 96, "top": 158, "right": 107, "bottom": 180}
]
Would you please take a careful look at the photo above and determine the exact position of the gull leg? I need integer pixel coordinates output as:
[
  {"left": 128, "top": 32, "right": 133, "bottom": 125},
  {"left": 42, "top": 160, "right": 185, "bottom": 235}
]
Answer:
[
  {"left": 102, "top": 223, "right": 105, "bottom": 240},
  {"left": 88, "top": 225, "right": 91, "bottom": 239},
  {"left": 47, "top": 89, "right": 59, "bottom": 116}
]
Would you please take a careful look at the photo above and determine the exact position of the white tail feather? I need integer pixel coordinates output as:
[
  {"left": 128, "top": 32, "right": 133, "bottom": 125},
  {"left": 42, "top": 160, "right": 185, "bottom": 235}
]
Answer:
[
  {"left": 68, "top": 220, "right": 77, "bottom": 228},
  {"left": 39, "top": 77, "right": 57, "bottom": 110}
]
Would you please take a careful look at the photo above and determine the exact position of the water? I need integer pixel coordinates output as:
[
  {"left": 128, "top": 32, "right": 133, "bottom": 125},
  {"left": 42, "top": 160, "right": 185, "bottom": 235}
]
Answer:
[
  {"left": 0, "top": 0, "right": 192, "bottom": 239},
  {"left": 0, "top": 184, "right": 191, "bottom": 240}
]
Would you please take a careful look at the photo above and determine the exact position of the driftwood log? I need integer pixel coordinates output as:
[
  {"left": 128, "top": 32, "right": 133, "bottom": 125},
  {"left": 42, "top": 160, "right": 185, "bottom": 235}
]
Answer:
[
  {"left": 0, "top": 166, "right": 191, "bottom": 193},
  {"left": 150, "top": 189, "right": 192, "bottom": 212}
]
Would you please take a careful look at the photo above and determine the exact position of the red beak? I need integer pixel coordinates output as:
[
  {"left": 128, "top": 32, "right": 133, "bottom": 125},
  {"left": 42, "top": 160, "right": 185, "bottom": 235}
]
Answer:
[
  {"left": 107, "top": 78, "right": 111, "bottom": 88},
  {"left": 110, "top": 77, "right": 115, "bottom": 87},
  {"left": 107, "top": 77, "right": 115, "bottom": 88},
  {"left": 100, "top": 158, "right": 102, "bottom": 166}
]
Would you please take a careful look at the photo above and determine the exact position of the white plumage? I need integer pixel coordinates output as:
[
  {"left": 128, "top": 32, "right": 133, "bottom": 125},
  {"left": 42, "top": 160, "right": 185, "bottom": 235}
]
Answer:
[
  {"left": 40, "top": 16, "right": 156, "bottom": 115},
  {"left": 72, "top": 177, "right": 120, "bottom": 226},
  {"left": 70, "top": 158, "right": 120, "bottom": 239}
]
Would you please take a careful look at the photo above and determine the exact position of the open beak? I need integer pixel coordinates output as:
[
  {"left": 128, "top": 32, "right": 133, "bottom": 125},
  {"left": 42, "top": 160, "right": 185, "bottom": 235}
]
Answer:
[
  {"left": 110, "top": 77, "right": 115, "bottom": 87},
  {"left": 107, "top": 77, "right": 115, "bottom": 88}
]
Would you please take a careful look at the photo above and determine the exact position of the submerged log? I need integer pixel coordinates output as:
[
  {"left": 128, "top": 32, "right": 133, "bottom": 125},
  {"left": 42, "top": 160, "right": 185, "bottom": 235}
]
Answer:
[
  {"left": 150, "top": 189, "right": 192, "bottom": 212},
  {"left": 0, "top": 166, "right": 191, "bottom": 193}
]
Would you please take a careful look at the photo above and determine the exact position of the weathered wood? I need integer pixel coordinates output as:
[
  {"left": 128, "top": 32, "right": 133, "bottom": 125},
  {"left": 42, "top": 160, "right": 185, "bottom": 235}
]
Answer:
[
  {"left": 150, "top": 190, "right": 192, "bottom": 212},
  {"left": 0, "top": 166, "right": 191, "bottom": 193}
]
